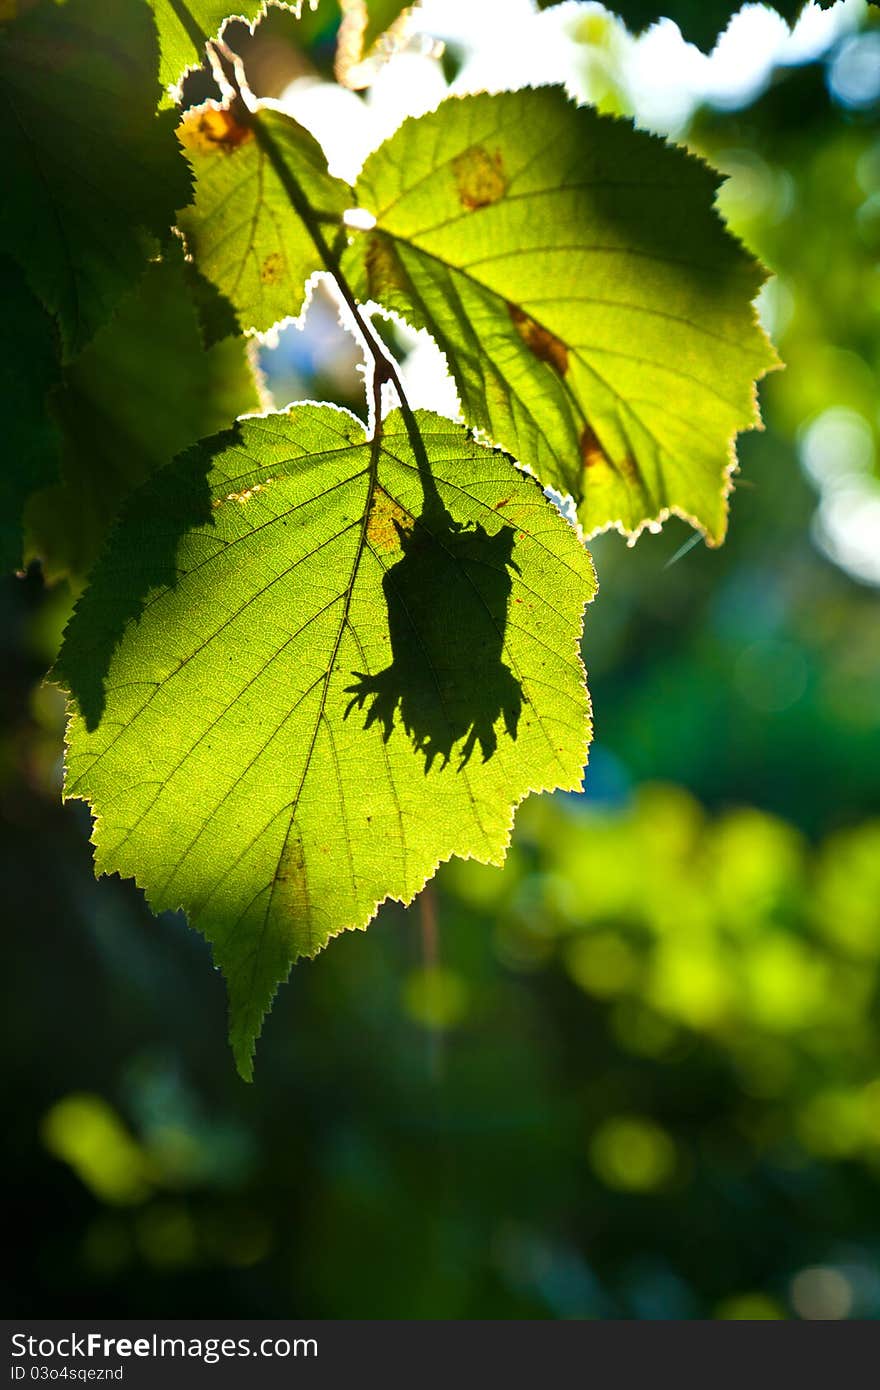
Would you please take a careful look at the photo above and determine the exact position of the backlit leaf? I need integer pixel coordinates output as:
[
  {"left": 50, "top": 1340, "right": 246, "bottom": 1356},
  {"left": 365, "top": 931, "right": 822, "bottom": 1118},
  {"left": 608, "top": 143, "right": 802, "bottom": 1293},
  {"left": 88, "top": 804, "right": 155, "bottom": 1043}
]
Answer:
[
  {"left": 343, "top": 88, "right": 779, "bottom": 543},
  {"left": 149, "top": 0, "right": 274, "bottom": 95},
  {"left": 57, "top": 407, "right": 594, "bottom": 1078},
  {"left": 177, "top": 101, "right": 352, "bottom": 335}
]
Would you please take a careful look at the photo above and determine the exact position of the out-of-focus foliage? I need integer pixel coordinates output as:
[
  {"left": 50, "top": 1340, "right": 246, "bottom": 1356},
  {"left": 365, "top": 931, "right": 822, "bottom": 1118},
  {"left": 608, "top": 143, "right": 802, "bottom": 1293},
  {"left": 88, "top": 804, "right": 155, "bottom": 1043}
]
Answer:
[
  {"left": 579, "top": 13, "right": 880, "bottom": 828},
  {"left": 5, "top": 732, "right": 880, "bottom": 1317},
  {"left": 539, "top": 0, "right": 836, "bottom": 51},
  {"left": 701, "top": 68, "right": 880, "bottom": 467},
  {"left": 0, "top": 259, "right": 61, "bottom": 573}
]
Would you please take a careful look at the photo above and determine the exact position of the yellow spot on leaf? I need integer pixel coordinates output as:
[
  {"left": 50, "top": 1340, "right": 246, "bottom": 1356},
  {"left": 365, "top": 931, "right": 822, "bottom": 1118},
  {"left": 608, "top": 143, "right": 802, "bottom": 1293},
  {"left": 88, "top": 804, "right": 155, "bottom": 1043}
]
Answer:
[
  {"left": 452, "top": 145, "right": 507, "bottom": 211},
  {"left": 213, "top": 478, "right": 277, "bottom": 509},
  {"left": 366, "top": 486, "right": 412, "bottom": 553},
  {"left": 179, "top": 105, "right": 253, "bottom": 156},
  {"left": 508, "top": 303, "right": 568, "bottom": 376},
  {"left": 260, "top": 252, "right": 284, "bottom": 285}
]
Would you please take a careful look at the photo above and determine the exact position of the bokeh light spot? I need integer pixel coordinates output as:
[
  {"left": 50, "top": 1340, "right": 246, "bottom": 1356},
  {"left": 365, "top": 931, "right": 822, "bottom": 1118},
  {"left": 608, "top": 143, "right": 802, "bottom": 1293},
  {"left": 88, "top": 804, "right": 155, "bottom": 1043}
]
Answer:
[
  {"left": 790, "top": 1265, "right": 853, "bottom": 1320},
  {"left": 41, "top": 1095, "right": 154, "bottom": 1207},
  {"left": 402, "top": 965, "right": 469, "bottom": 1029},
  {"left": 589, "top": 1116, "right": 677, "bottom": 1192},
  {"left": 828, "top": 32, "right": 880, "bottom": 110},
  {"left": 715, "top": 1292, "right": 785, "bottom": 1319}
]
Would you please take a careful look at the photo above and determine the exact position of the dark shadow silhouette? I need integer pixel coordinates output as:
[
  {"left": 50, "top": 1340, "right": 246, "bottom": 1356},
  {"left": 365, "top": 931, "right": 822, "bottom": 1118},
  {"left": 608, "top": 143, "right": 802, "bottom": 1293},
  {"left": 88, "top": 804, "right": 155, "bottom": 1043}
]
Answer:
[
  {"left": 55, "top": 428, "right": 231, "bottom": 730},
  {"left": 345, "top": 451, "right": 523, "bottom": 772}
]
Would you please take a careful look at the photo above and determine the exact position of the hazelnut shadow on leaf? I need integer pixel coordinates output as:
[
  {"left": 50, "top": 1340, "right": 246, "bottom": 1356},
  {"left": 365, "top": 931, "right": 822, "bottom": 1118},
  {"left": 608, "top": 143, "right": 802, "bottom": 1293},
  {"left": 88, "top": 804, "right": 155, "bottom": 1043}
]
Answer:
[{"left": 344, "top": 484, "right": 524, "bottom": 773}]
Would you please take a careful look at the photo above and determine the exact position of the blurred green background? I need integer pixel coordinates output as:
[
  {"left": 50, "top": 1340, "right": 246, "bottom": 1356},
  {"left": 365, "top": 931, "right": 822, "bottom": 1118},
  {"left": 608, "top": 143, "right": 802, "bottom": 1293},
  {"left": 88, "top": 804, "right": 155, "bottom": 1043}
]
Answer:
[{"left": 4, "top": 0, "right": 880, "bottom": 1319}]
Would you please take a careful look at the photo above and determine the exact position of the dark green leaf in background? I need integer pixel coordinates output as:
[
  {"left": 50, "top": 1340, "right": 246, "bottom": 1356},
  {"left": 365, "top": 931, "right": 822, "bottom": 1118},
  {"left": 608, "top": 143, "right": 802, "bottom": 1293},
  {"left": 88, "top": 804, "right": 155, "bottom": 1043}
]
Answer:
[
  {"left": 0, "top": 0, "right": 192, "bottom": 360},
  {"left": 0, "top": 257, "right": 61, "bottom": 574},
  {"left": 26, "top": 250, "right": 261, "bottom": 585}
]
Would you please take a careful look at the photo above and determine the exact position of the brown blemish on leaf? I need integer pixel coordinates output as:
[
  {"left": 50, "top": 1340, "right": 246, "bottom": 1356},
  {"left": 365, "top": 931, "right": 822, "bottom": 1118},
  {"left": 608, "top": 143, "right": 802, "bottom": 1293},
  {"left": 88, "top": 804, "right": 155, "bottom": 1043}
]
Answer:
[
  {"left": 364, "top": 233, "right": 407, "bottom": 299},
  {"left": 508, "top": 303, "right": 568, "bottom": 376},
  {"left": 179, "top": 105, "right": 253, "bottom": 156},
  {"left": 579, "top": 427, "right": 644, "bottom": 495},
  {"left": 452, "top": 145, "right": 507, "bottom": 211},
  {"left": 579, "top": 424, "right": 608, "bottom": 469},
  {"left": 366, "top": 486, "right": 412, "bottom": 554},
  {"left": 616, "top": 454, "right": 643, "bottom": 487},
  {"left": 260, "top": 252, "right": 284, "bottom": 285}
]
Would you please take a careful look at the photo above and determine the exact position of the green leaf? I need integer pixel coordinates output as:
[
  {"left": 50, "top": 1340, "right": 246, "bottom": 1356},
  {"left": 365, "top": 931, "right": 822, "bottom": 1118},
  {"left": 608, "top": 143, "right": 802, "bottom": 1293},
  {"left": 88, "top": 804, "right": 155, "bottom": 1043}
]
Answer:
[
  {"left": 0, "top": 0, "right": 192, "bottom": 360},
  {"left": 0, "top": 257, "right": 61, "bottom": 574},
  {"left": 177, "top": 101, "right": 352, "bottom": 335},
  {"left": 26, "top": 250, "right": 261, "bottom": 585},
  {"left": 148, "top": 0, "right": 269, "bottom": 95},
  {"left": 57, "top": 407, "right": 594, "bottom": 1078},
  {"left": 343, "top": 88, "right": 779, "bottom": 544}
]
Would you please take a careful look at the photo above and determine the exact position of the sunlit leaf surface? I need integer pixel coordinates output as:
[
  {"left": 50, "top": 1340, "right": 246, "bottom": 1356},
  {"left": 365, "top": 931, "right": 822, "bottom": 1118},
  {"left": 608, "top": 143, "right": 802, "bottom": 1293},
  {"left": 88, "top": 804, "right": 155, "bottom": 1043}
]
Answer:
[
  {"left": 177, "top": 101, "right": 351, "bottom": 335},
  {"left": 58, "top": 408, "right": 595, "bottom": 1077},
  {"left": 344, "top": 88, "right": 779, "bottom": 542},
  {"left": 149, "top": 0, "right": 269, "bottom": 94}
]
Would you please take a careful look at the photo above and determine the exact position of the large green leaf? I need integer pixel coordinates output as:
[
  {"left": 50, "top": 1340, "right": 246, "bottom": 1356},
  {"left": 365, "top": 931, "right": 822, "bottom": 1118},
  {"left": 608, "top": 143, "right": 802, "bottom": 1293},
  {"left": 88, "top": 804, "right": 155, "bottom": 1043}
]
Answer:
[
  {"left": 177, "top": 101, "right": 352, "bottom": 335},
  {"left": 0, "top": 0, "right": 192, "bottom": 360},
  {"left": 25, "top": 250, "right": 261, "bottom": 585},
  {"left": 57, "top": 407, "right": 594, "bottom": 1077},
  {"left": 0, "top": 258, "right": 61, "bottom": 573},
  {"left": 343, "top": 88, "right": 779, "bottom": 544}
]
